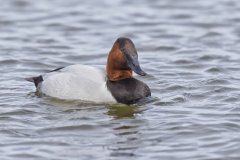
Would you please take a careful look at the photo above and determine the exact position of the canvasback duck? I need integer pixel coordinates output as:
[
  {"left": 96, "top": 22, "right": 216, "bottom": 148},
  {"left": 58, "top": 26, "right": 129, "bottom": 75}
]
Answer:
[{"left": 26, "top": 37, "right": 151, "bottom": 104}]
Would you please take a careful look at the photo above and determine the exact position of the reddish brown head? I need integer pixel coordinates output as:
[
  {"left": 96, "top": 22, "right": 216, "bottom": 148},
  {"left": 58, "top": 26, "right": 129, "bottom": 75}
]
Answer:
[{"left": 106, "top": 37, "right": 146, "bottom": 81}]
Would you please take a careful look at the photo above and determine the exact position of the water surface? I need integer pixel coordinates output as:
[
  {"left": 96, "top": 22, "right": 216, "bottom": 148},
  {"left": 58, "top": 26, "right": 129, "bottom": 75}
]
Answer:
[{"left": 1, "top": 0, "right": 240, "bottom": 159}]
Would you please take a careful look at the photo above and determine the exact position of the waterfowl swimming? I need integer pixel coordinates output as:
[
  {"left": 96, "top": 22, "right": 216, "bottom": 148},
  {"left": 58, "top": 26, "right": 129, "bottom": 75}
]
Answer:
[{"left": 26, "top": 37, "right": 151, "bottom": 104}]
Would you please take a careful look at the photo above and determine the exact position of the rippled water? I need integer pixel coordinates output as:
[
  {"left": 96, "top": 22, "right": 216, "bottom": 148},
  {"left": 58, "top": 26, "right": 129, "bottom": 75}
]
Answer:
[{"left": 1, "top": 0, "right": 240, "bottom": 159}]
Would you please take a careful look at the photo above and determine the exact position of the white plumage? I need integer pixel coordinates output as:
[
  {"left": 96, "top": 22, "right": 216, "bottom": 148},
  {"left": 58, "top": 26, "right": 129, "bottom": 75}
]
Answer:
[{"left": 39, "top": 64, "right": 116, "bottom": 103}]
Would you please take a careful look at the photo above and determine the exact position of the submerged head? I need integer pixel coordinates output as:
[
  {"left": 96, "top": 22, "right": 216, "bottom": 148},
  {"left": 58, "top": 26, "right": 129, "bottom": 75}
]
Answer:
[{"left": 106, "top": 37, "right": 146, "bottom": 81}]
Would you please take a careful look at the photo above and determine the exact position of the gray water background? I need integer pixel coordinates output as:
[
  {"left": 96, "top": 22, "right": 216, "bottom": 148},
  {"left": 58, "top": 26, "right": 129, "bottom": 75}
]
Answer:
[{"left": 0, "top": 0, "right": 240, "bottom": 159}]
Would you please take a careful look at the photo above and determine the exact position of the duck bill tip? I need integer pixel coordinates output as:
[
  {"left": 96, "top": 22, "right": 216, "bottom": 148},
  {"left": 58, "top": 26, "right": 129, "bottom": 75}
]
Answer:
[
  {"left": 130, "top": 65, "right": 147, "bottom": 76},
  {"left": 127, "top": 56, "right": 147, "bottom": 76}
]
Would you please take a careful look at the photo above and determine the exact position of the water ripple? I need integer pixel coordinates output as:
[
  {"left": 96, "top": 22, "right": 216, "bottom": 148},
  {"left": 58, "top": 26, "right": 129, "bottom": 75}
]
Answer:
[{"left": 1, "top": 0, "right": 240, "bottom": 159}]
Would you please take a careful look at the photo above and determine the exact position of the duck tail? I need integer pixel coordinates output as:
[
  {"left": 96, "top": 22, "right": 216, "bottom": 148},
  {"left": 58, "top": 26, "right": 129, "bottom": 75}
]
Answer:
[
  {"left": 25, "top": 76, "right": 43, "bottom": 88},
  {"left": 25, "top": 77, "right": 34, "bottom": 82}
]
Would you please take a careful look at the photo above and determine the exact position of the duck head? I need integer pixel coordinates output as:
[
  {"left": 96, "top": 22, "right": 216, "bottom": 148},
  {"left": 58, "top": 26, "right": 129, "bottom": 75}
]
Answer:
[{"left": 107, "top": 37, "right": 146, "bottom": 81}]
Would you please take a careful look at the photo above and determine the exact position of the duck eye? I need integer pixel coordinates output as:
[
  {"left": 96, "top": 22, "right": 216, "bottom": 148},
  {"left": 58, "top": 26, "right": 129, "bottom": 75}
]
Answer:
[
  {"left": 121, "top": 47, "right": 127, "bottom": 55},
  {"left": 124, "top": 54, "right": 132, "bottom": 62}
]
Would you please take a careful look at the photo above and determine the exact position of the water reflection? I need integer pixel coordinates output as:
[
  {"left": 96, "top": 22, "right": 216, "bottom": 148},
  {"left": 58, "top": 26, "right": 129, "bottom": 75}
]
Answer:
[
  {"left": 37, "top": 98, "right": 146, "bottom": 158},
  {"left": 107, "top": 104, "right": 137, "bottom": 119},
  {"left": 2, "top": 0, "right": 240, "bottom": 159},
  {"left": 106, "top": 104, "right": 149, "bottom": 158}
]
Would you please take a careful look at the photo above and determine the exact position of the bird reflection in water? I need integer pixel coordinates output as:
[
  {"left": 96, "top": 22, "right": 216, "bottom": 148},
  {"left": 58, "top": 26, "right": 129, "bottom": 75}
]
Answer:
[
  {"left": 106, "top": 104, "right": 149, "bottom": 158},
  {"left": 107, "top": 104, "right": 138, "bottom": 119}
]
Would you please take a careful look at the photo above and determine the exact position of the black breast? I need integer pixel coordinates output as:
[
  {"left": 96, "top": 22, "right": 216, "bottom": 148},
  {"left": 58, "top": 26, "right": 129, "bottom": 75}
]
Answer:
[{"left": 106, "top": 78, "right": 151, "bottom": 104}]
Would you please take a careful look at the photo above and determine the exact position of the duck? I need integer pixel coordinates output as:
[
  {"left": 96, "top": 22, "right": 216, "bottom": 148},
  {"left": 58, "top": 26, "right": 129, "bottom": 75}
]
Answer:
[{"left": 26, "top": 37, "right": 151, "bottom": 104}]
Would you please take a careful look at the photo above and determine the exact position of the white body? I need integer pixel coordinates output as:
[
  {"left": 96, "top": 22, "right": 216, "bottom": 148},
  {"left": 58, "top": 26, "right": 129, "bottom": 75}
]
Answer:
[{"left": 39, "top": 64, "right": 116, "bottom": 103}]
